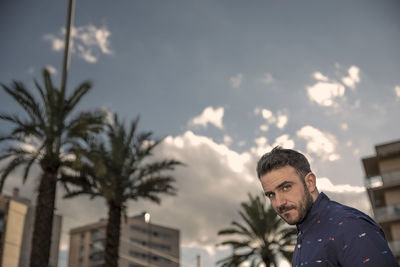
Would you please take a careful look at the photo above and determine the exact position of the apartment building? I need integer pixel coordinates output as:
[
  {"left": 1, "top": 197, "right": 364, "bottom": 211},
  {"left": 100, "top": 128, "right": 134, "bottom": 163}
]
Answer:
[
  {"left": 68, "top": 213, "right": 180, "bottom": 267},
  {"left": 362, "top": 139, "right": 400, "bottom": 262},
  {"left": 0, "top": 188, "right": 62, "bottom": 267}
]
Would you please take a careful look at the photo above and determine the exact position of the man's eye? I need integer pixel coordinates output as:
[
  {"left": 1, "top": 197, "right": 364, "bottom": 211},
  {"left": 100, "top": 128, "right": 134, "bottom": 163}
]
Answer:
[
  {"left": 283, "top": 185, "right": 291, "bottom": 191},
  {"left": 266, "top": 193, "right": 274, "bottom": 199}
]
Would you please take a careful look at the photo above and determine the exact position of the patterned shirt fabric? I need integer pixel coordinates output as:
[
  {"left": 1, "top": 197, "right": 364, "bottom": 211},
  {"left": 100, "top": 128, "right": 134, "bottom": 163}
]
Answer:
[{"left": 292, "top": 192, "right": 399, "bottom": 267}]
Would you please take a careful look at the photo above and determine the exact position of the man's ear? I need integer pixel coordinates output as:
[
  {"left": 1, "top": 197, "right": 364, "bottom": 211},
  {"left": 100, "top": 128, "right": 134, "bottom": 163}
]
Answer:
[{"left": 304, "top": 172, "right": 317, "bottom": 193}]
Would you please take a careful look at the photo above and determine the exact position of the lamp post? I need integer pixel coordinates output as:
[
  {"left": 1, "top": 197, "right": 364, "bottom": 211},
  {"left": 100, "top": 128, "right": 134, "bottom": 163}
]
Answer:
[
  {"left": 144, "top": 212, "right": 151, "bottom": 267},
  {"left": 61, "top": 0, "right": 75, "bottom": 95}
]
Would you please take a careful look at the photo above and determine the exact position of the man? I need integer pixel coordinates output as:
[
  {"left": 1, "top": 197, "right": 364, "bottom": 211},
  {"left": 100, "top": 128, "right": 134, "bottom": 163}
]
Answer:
[{"left": 257, "top": 146, "right": 398, "bottom": 267}]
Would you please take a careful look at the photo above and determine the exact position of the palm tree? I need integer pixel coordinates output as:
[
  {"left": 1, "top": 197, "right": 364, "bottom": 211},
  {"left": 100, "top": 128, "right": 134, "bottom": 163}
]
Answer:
[
  {"left": 0, "top": 69, "right": 104, "bottom": 267},
  {"left": 217, "top": 193, "right": 297, "bottom": 267},
  {"left": 61, "top": 114, "right": 182, "bottom": 267}
]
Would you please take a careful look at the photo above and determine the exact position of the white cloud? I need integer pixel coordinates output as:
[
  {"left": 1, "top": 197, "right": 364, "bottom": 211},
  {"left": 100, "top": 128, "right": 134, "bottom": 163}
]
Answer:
[
  {"left": 317, "top": 177, "right": 365, "bottom": 193},
  {"left": 328, "top": 154, "right": 340, "bottom": 161},
  {"left": 306, "top": 82, "right": 345, "bottom": 107},
  {"left": 44, "top": 35, "right": 64, "bottom": 51},
  {"left": 296, "top": 125, "right": 340, "bottom": 161},
  {"left": 395, "top": 85, "right": 400, "bottom": 99},
  {"left": 261, "top": 72, "right": 275, "bottom": 85},
  {"left": 348, "top": 66, "right": 360, "bottom": 82},
  {"left": 341, "top": 66, "right": 360, "bottom": 89},
  {"left": 44, "top": 24, "right": 112, "bottom": 63},
  {"left": 316, "top": 177, "right": 370, "bottom": 214},
  {"left": 254, "top": 136, "right": 268, "bottom": 147},
  {"left": 261, "top": 109, "right": 275, "bottom": 123},
  {"left": 251, "top": 136, "right": 272, "bottom": 157},
  {"left": 259, "top": 124, "right": 269, "bottom": 132},
  {"left": 313, "top": 72, "right": 329, "bottom": 82},
  {"left": 258, "top": 109, "right": 288, "bottom": 130},
  {"left": 223, "top": 135, "right": 232, "bottom": 146},
  {"left": 189, "top": 106, "right": 224, "bottom": 129},
  {"left": 308, "top": 65, "right": 360, "bottom": 107},
  {"left": 77, "top": 44, "right": 97, "bottom": 63},
  {"left": 340, "top": 123, "right": 348, "bottom": 131},
  {"left": 45, "top": 65, "right": 57, "bottom": 75},
  {"left": 276, "top": 113, "right": 288, "bottom": 129},
  {"left": 230, "top": 73, "right": 243, "bottom": 88},
  {"left": 272, "top": 134, "right": 295, "bottom": 149},
  {"left": 155, "top": 131, "right": 258, "bottom": 240}
]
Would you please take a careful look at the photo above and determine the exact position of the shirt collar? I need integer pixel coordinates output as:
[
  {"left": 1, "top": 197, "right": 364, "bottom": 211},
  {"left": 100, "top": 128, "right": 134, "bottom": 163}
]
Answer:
[{"left": 296, "top": 192, "right": 330, "bottom": 233}]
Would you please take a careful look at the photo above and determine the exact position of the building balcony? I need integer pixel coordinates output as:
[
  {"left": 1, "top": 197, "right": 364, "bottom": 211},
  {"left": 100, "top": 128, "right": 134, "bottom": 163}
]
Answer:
[
  {"left": 89, "top": 251, "right": 104, "bottom": 265},
  {"left": 90, "top": 240, "right": 105, "bottom": 255},
  {"left": 365, "top": 176, "right": 383, "bottom": 188},
  {"left": 90, "top": 229, "right": 105, "bottom": 241},
  {"left": 374, "top": 204, "right": 400, "bottom": 223},
  {"left": 389, "top": 240, "right": 400, "bottom": 257},
  {"left": 365, "top": 170, "right": 400, "bottom": 189}
]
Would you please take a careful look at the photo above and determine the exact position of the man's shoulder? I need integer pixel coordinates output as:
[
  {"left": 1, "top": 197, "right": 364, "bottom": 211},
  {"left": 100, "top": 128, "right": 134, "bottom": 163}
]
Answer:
[
  {"left": 324, "top": 199, "right": 381, "bottom": 233},
  {"left": 328, "top": 199, "right": 369, "bottom": 217}
]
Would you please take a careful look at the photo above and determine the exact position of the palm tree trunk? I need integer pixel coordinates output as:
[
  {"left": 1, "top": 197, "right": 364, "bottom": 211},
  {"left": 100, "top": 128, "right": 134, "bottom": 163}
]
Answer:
[
  {"left": 262, "top": 250, "right": 272, "bottom": 267},
  {"left": 29, "top": 171, "right": 57, "bottom": 267},
  {"left": 105, "top": 200, "right": 122, "bottom": 267}
]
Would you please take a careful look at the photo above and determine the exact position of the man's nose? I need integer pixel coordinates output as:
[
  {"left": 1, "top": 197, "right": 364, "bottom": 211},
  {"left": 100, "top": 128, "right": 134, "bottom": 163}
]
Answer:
[{"left": 275, "top": 193, "right": 287, "bottom": 208}]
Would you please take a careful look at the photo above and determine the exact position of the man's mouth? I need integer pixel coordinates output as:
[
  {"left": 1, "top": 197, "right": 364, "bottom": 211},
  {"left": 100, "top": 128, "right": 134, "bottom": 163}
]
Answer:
[{"left": 279, "top": 206, "right": 296, "bottom": 214}]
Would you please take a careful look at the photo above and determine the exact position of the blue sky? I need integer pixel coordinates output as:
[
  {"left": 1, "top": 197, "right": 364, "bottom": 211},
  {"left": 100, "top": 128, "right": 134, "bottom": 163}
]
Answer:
[{"left": 1, "top": 0, "right": 400, "bottom": 266}]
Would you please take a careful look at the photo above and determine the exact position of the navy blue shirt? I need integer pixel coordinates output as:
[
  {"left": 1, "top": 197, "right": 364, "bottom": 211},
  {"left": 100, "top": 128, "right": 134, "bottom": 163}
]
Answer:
[{"left": 292, "top": 192, "right": 398, "bottom": 267}]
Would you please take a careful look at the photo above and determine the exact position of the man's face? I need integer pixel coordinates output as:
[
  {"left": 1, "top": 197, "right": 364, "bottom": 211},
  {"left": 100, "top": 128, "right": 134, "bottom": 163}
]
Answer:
[{"left": 259, "top": 165, "right": 313, "bottom": 225}]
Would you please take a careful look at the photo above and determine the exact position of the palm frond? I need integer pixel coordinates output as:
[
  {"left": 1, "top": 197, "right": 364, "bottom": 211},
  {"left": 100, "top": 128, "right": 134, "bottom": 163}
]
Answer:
[
  {"left": 134, "top": 159, "right": 183, "bottom": 178},
  {"left": 22, "top": 148, "right": 42, "bottom": 184},
  {"left": 216, "top": 193, "right": 297, "bottom": 267},
  {"left": 130, "top": 175, "right": 177, "bottom": 203},
  {"left": 1, "top": 83, "right": 45, "bottom": 126},
  {"left": 0, "top": 156, "right": 29, "bottom": 192},
  {"left": 65, "top": 110, "right": 105, "bottom": 140},
  {"left": 65, "top": 81, "right": 92, "bottom": 113},
  {"left": 216, "top": 247, "right": 256, "bottom": 267}
]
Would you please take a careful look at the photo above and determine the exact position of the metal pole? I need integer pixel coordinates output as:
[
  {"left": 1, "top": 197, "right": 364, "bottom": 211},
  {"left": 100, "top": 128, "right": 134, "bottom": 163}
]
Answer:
[
  {"left": 147, "top": 223, "right": 150, "bottom": 267},
  {"left": 61, "top": 0, "right": 75, "bottom": 95},
  {"left": 197, "top": 254, "right": 201, "bottom": 267},
  {"left": 149, "top": 223, "right": 152, "bottom": 267},
  {"left": 144, "top": 212, "right": 151, "bottom": 267}
]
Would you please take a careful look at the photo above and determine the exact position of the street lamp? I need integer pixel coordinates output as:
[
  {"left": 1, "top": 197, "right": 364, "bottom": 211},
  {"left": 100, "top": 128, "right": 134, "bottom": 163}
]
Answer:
[
  {"left": 144, "top": 212, "right": 151, "bottom": 267},
  {"left": 144, "top": 212, "right": 150, "bottom": 224}
]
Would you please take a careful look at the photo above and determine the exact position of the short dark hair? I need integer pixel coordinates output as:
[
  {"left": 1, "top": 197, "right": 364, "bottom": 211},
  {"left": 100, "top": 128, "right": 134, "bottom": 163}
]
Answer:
[{"left": 256, "top": 146, "right": 311, "bottom": 179}]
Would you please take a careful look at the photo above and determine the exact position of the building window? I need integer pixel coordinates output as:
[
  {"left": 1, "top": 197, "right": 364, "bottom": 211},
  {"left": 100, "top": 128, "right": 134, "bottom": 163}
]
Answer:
[
  {"left": 129, "top": 250, "right": 171, "bottom": 264},
  {"left": 90, "top": 240, "right": 105, "bottom": 254},
  {"left": 89, "top": 251, "right": 104, "bottom": 264},
  {"left": 79, "top": 245, "right": 84, "bottom": 257},
  {"left": 90, "top": 229, "right": 105, "bottom": 241},
  {"left": 80, "top": 233, "right": 85, "bottom": 243},
  {"left": 130, "top": 237, "right": 171, "bottom": 251},
  {"left": 130, "top": 225, "right": 171, "bottom": 240}
]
